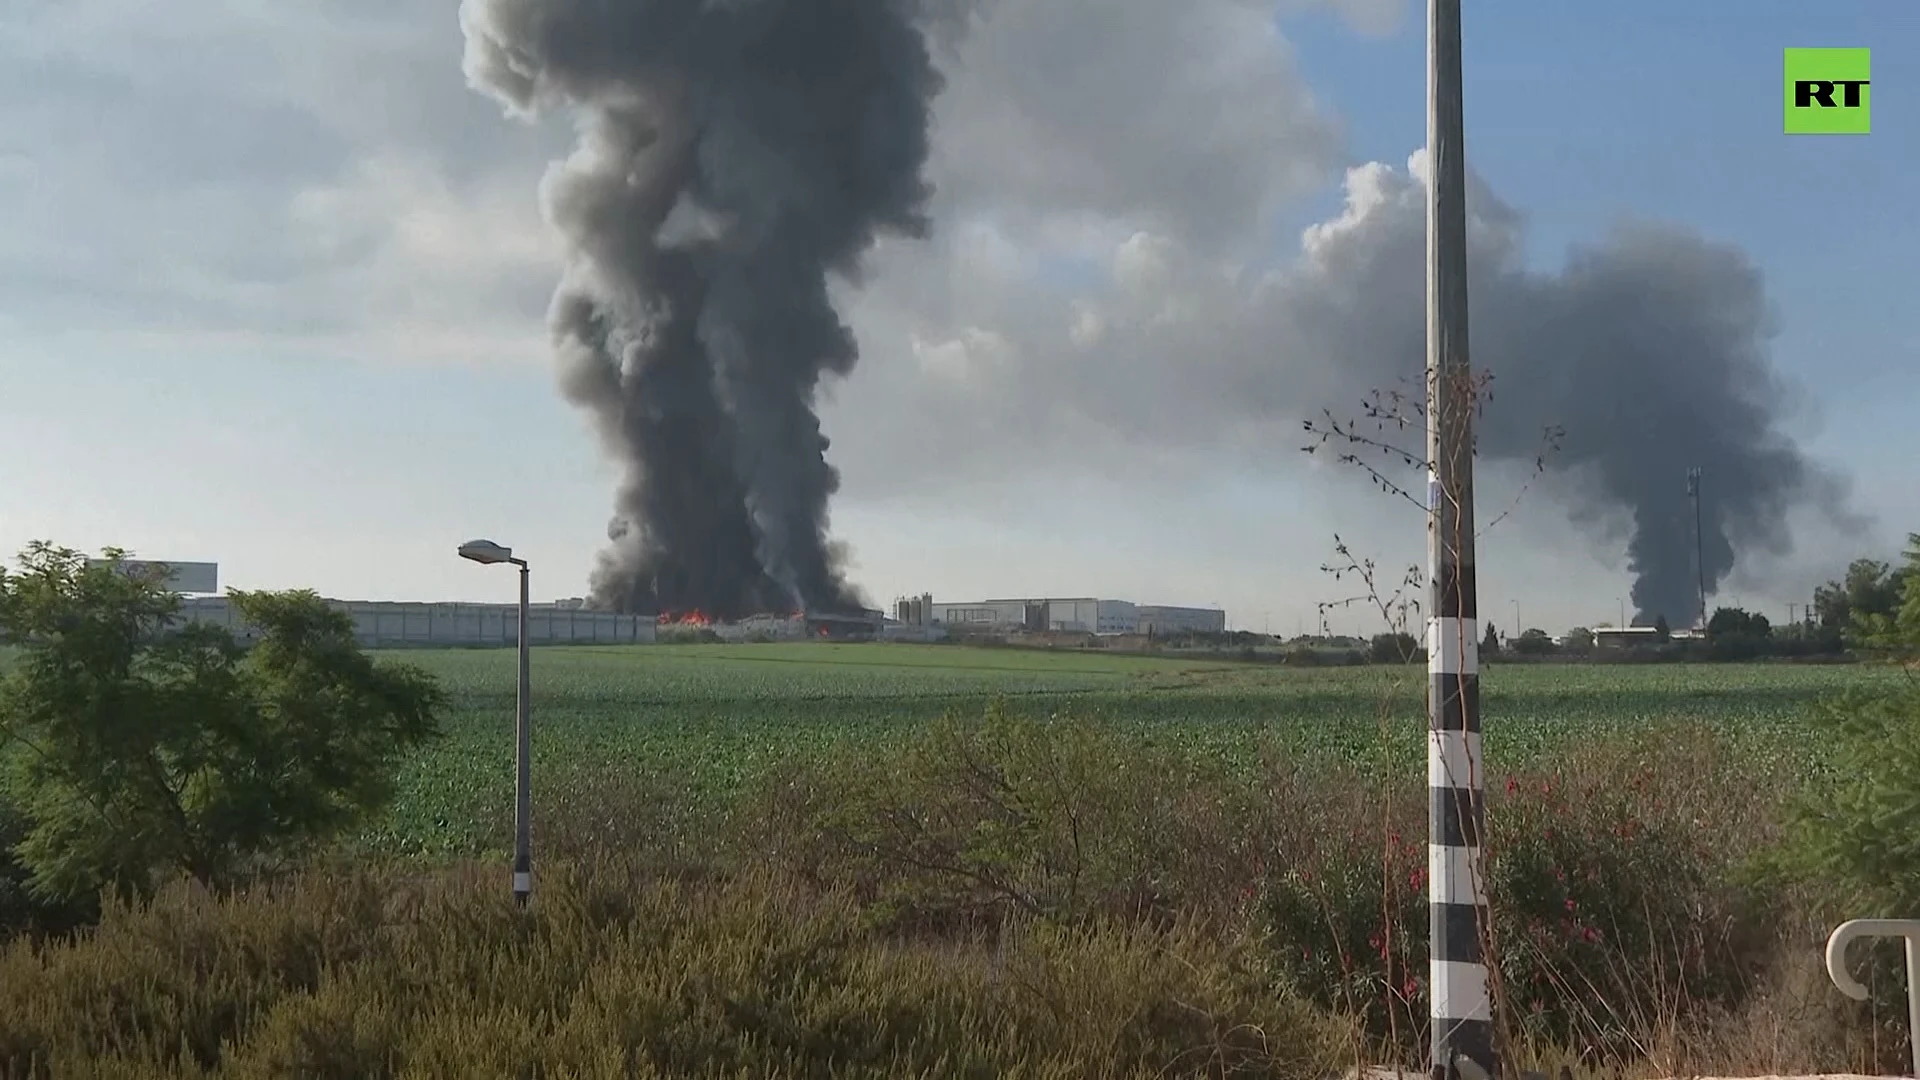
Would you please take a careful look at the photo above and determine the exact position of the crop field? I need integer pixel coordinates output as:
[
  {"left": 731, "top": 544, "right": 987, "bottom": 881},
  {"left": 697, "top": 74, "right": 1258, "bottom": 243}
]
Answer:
[{"left": 359, "top": 642, "right": 1897, "bottom": 857}]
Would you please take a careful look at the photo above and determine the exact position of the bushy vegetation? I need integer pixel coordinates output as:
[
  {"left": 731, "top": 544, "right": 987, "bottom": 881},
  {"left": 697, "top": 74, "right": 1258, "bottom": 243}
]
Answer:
[
  {"left": 3, "top": 536, "right": 1919, "bottom": 1075},
  {"left": 1778, "top": 533, "right": 1920, "bottom": 914},
  {"left": 2, "top": 702, "right": 1910, "bottom": 1075},
  {"left": 0, "top": 545, "right": 443, "bottom": 921},
  {"left": 0, "top": 861, "right": 1352, "bottom": 1079}
]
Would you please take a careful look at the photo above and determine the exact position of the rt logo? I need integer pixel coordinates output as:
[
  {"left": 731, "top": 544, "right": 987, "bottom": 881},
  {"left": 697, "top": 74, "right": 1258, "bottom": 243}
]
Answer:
[{"left": 1785, "top": 48, "right": 1870, "bottom": 134}]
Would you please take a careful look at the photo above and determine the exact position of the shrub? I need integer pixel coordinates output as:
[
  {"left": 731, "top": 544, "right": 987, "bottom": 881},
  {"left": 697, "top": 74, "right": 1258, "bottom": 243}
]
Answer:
[
  {"left": 754, "top": 702, "right": 1262, "bottom": 929},
  {"left": 0, "top": 862, "right": 1349, "bottom": 1078},
  {"left": 0, "top": 544, "right": 444, "bottom": 906},
  {"left": 1779, "top": 534, "right": 1920, "bottom": 914},
  {"left": 1260, "top": 727, "right": 1785, "bottom": 1065},
  {"left": 1368, "top": 633, "right": 1423, "bottom": 665}
]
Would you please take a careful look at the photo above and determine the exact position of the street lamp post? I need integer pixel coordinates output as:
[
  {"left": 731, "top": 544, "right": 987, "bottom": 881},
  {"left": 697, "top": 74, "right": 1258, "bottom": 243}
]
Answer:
[{"left": 458, "top": 539, "right": 533, "bottom": 908}]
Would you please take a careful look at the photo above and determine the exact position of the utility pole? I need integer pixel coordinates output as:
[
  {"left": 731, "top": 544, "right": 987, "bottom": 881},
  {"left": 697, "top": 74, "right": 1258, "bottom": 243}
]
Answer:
[
  {"left": 1687, "top": 467, "right": 1706, "bottom": 630},
  {"left": 1425, "top": 1, "right": 1495, "bottom": 1075}
]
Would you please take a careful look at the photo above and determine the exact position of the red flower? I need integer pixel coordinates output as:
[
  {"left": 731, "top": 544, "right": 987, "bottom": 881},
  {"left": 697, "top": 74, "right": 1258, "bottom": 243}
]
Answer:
[
  {"left": 1582, "top": 927, "right": 1601, "bottom": 943},
  {"left": 1505, "top": 777, "right": 1519, "bottom": 794},
  {"left": 1564, "top": 897, "right": 1577, "bottom": 912},
  {"left": 1409, "top": 867, "right": 1429, "bottom": 891}
]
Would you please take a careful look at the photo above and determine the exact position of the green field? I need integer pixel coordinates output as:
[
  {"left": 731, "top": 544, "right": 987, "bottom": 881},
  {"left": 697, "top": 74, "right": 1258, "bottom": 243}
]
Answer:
[{"left": 361, "top": 643, "right": 1894, "bottom": 857}]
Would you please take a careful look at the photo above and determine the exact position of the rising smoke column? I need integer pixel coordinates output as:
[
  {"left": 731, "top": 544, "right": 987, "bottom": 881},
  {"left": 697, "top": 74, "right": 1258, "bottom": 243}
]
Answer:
[
  {"left": 459, "top": 0, "right": 947, "bottom": 616},
  {"left": 1264, "top": 156, "right": 1857, "bottom": 625},
  {"left": 1016, "top": 152, "right": 1854, "bottom": 626}
]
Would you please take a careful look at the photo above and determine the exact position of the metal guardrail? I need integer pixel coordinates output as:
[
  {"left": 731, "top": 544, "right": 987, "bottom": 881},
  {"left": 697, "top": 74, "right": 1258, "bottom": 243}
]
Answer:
[{"left": 1826, "top": 918, "right": 1920, "bottom": 1075}]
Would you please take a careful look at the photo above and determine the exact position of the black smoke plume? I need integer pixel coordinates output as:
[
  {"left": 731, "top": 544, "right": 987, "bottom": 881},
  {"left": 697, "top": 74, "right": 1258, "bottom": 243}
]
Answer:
[
  {"left": 461, "top": 0, "right": 948, "bottom": 616},
  {"left": 1267, "top": 158, "right": 1858, "bottom": 626}
]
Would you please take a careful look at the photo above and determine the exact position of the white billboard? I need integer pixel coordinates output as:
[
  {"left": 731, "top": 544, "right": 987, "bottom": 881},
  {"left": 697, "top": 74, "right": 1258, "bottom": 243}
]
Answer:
[{"left": 87, "top": 559, "right": 219, "bottom": 594}]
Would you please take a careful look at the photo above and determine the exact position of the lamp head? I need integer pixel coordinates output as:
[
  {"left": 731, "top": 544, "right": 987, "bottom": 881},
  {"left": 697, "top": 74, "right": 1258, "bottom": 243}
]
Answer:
[{"left": 458, "top": 539, "right": 514, "bottom": 565}]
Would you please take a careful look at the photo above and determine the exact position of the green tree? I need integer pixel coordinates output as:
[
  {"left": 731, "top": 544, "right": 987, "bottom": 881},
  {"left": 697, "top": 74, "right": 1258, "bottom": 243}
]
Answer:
[
  {"left": 1481, "top": 621, "right": 1501, "bottom": 657},
  {"left": 1368, "top": 632, "right": 1421, "bottom": 664},
  {"left": 1854, "top": 535, "right": 1920, "bottom": 653},
  {"left": 1511, "top": 628, "right": 1556, "bottom": 656},
  {"left": 1652, "top": 613, "right": 1671, "bottom": 642},
  {"left": 1813, "top": 556, "right": 1911, "bottom": 635},
  {"left": 0, "top": 543, "right": 444, "bottom": 904},
  {"left": 1782, "top": 533, "right": 1920, "bottom": 912},
  {"left": 1704, "top": 606, "right": 1772, "bottom": 659},
  {"left": 1561, "top": 627, "right": 1595, "bottom": 653},
  {"left": 1706, "top": 606, "right": 1770, "bottom": 640}
]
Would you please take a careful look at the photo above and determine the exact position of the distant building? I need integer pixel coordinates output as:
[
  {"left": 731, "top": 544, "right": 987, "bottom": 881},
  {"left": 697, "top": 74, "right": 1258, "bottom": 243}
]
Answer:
[
  {"left": 175, "top": 595, "right": 655, "bottom": 649},
  {"left": 803, "top": 609, "right": 886, "bottom": 640},
  {"left": 910, "top": 595, "right": 1226, "bottom": 636},
  {"left": 1592, "top": 626, "right": 1662, "bottom": 648},
  {"left": 1135, "top": 604, "right": 1228, "bottom": 636}
]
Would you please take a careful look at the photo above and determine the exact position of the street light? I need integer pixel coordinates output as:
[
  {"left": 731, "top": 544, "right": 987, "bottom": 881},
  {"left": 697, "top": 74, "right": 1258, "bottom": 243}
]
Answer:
[{"left": 458, "top": 538, "right": 532, "bottom": 908}]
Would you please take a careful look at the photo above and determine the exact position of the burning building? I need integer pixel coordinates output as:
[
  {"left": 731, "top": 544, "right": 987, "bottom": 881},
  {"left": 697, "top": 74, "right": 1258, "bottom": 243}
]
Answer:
[
  {"left": 803, "top": 609, "right": 886, "bottom": 640},
  {"left": 654, "top": 607, "right": 884, "bottom": 641}
]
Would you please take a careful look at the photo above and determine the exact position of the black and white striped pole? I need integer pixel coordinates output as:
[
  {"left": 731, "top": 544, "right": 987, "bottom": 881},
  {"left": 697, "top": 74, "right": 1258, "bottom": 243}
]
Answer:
[{"left": 1425, "top": 0, "right": 1496, "bottom": 1076}]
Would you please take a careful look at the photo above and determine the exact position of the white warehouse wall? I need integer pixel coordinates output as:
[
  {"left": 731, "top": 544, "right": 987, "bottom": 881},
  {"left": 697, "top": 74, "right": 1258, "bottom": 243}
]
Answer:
[
  {"left": 175, "top": 597, "right": 658, "bottom": 648},
  {"left": 1048, "top": 598, "right": 1099, "bottom": 632},
  {"left": 1135, "top": 605, "right": 1228, "bottom": 635},
  {"left": 930, "top": 600, "right": 1028, "bottom": 628},
  {"left": 920, "top": 597, "right": 1225, "bottom": 636},
  {"left": 1095, "top": 599, "right": 1137, "bottom": 634}
]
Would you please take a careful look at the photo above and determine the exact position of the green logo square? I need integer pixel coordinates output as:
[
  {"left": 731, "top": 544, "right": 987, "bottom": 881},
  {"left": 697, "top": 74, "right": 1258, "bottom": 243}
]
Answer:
[{"left": 1785, "top": 48, "right": 1870, "bottom": 134}]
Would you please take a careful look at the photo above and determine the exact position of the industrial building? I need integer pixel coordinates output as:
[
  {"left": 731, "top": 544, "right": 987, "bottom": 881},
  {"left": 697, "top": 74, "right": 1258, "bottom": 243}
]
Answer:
[
  {"left": 893, "top": 594, "right": 1226, "bottom": 636},
  {"left": 135, "top": 556, "right": 1209, "bottom": 647},
  {"left": 92, "top": 558, "right": 640, "bottom": 650},
  {"left": 177, "top": 595, "right": 657, "bottom": 649},
  {"left": 658, "top": 607, "right": 888, "bottom": 640}
]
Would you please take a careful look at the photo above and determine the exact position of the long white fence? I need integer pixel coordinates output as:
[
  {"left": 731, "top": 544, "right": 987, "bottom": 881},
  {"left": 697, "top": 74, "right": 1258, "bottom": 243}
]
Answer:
[{"left": 176, "top": 597, "right": 657, "bottom": 649}]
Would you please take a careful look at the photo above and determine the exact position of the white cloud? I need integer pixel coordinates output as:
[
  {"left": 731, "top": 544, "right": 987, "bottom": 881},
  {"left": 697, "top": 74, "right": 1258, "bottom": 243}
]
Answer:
[{"left": 0, "top": 0, "right": 1863, "bottom": 625}]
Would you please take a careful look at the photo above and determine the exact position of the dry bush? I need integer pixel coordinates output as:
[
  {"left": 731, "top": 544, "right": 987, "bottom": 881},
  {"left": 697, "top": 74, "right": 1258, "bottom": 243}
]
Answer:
[
  {"left": 0, "top": 700, "right": 1904, "bottom": 1076},
  {"left": 736, "top": 704, "right": 1893, "bottom": 1073},
  {"left": 745, "top": 701, "right": 1268, "bottom": 932},
  {"left": 0, "top": 858, "right": 1349, "bottom": 1078}
]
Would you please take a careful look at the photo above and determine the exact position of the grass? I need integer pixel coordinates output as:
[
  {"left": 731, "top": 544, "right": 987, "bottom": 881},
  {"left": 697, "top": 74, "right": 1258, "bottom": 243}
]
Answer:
[{"left": 360, "top": 643, "right": 1896, "bottom": 859}]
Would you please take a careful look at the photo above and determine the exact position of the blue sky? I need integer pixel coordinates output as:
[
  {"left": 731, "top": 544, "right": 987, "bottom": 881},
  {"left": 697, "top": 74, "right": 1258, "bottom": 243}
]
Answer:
[
  {"left": 0, "top": 0, "right": 1912, "bottom": 633},
  {"left": 1286, "top": 1, "right": 1916, "bottom": 495}
]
